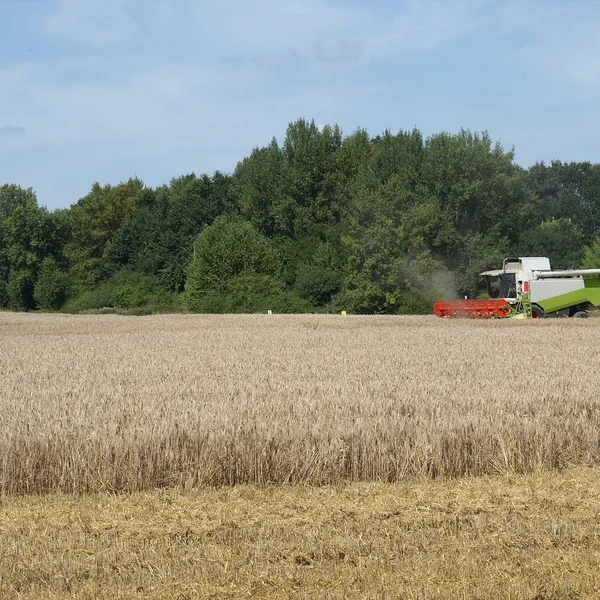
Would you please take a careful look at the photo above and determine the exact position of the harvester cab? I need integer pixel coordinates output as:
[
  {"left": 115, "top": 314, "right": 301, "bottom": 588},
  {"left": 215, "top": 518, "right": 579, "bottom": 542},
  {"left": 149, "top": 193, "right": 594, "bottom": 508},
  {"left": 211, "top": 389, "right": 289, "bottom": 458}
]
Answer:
[{"left": 434, "top": 257, "right": 600, "bottom": 319}]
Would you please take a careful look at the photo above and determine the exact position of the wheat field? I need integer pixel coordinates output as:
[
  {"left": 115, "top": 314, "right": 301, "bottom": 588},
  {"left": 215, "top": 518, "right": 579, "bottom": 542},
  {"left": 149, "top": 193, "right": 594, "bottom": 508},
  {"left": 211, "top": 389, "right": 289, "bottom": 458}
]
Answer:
[
  {"left": 1, "top": 312, "right": 599, "bottom": 494},
  {"left": 3, "top": 312, "right": 600, "bottom": 598}
]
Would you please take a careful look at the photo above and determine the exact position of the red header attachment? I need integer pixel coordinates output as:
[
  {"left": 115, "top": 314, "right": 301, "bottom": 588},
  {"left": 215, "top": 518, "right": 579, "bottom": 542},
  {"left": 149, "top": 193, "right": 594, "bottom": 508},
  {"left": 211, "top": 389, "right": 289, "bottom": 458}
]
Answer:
[{"left": 434, "top": 299, "right": 511, "bottom": 319}]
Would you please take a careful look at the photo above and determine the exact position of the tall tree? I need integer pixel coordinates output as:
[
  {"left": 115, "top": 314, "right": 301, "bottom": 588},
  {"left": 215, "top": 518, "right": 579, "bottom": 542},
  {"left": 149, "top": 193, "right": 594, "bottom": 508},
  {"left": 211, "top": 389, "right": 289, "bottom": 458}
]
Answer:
[
  {"left": 234, "top": 139, "right": 287, "bottom": 237},
  {"left": 65, "top": 179, "right": 145, "bottom": 286},
  {"left": 526, "top": 161, "right": 600, "bottom": 240},
  {"left": 0, "top": 184, "right": 39, "bottom": 306},
  {"left": 519, "top": 217, "right": 585, "bottom": 269},
  {"left": 1, "top": 197, "right": 63, "bottom": 309},
  {"left": 159, "top": 172, "right": 234, "bottom": 291},
  {"left": 0, "top": 184, "right": 36, "bottom": 223}
]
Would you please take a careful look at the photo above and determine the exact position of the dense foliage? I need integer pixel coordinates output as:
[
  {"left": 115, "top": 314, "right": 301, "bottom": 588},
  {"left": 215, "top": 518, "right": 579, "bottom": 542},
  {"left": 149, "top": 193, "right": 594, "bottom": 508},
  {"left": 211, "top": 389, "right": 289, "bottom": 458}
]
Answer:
[{"left": 2, "top": 119, "right": 600, "bottom": 314}]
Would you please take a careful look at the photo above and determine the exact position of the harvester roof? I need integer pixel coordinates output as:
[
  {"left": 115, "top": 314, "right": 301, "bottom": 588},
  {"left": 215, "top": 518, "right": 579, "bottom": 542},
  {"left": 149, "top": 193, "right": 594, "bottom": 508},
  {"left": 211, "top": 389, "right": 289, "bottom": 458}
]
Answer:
[{"left": 480, "top": 257, "right": 552, "bottom": 277}]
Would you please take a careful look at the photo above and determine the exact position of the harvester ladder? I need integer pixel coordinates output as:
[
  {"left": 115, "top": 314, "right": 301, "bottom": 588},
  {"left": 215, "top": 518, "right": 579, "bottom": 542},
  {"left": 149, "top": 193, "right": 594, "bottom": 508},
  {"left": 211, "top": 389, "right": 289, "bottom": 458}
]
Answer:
[{"left": 520, "top": 298, "right": 533, "bottom": 319}]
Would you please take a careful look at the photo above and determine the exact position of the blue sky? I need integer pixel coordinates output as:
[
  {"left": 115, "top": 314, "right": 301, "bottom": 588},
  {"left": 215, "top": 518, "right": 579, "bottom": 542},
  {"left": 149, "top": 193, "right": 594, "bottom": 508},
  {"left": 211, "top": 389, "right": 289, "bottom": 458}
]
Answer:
[{"left": 1, "top": 0, "right": 599, "bottom": 210}]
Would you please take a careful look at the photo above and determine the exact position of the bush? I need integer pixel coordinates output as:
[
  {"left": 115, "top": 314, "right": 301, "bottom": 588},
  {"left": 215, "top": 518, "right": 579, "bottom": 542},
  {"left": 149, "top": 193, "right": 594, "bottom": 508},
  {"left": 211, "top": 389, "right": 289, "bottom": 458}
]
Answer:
[
  {"left": 34, "top": 257, "right": 68, "bottom": 310},
  {"left": 185, "top": 216, "right": 278, "bottom": 311},
  {"left": 269, "top": 290, "right": 315, "bottom": 314},
  {"left": 7, "top": 268, "right": 35, "bottom": 311},
  {"left": 580, "top": 237, "right": 600, "bottom": 269},
  {"left": 294, "top": 265, "right": 342, "bottom": 305},
  {"left": 61, "top": 283, "right": 115, "bottom": 313},
  {"left": 188, "top": 273, "right": 313, "bottom": 314},
  {"left": 62, "top": 270, "right": 178, "bottom": 313},
  {"left": 0, "top": 279, "right": 8, "bottom": 308}
]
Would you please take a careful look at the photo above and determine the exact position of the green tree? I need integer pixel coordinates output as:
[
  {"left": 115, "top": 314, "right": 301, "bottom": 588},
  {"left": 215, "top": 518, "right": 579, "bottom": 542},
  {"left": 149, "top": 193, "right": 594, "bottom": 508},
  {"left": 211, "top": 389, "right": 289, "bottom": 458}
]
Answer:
[
  {"left": 526, "top": 161, "right": 600, "bottom": 240},
  {"left": 519, "top": 218, "right": 584, "bottom": 269},
  {"left": 579, "top": 237, "right": 600, "bottom": 269},
  {"left": 65, "top": 179, "right": 144, "bottom": 286},
  {"left": 6, "top": 269, "right": 35, "bottom": 310},
  {"left": 0, "top": 185, "right": 39, "bottom": 307},
  {"left": 421, "top": 129, "right": 534, "bottom": 253},
  {"left": 185, "top": 216, "right": 279, "bottom": 312},
  {"left": 34, "top": 257, "right": 68, "bottom": 310},
  {"left": 158, "top": 172, "right": 234, "bottom": 291},
  {"left": 340, "top": 128, "right": 536, "bottom": 310},
  {"left": 234, "top": 139, "right": 288, "bottom": 237},
  {"left": 0, "top": 184, "right": 36, "bottom": 223},
  {"left": 294, "top": 242, "right": 344, "bottom": 306},
  {"left": 1, "top": 198, "right": 62, "bottom": 310},
  {"left": 282, "top": 119, "right": 343, "bottom": 234}
]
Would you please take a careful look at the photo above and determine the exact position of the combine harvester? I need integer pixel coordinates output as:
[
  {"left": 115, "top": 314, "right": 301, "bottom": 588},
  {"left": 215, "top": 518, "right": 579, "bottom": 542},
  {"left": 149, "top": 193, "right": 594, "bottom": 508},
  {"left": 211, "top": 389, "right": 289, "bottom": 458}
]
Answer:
[{"left": 434, "top": 257, "right": 600, "bottom": 319}]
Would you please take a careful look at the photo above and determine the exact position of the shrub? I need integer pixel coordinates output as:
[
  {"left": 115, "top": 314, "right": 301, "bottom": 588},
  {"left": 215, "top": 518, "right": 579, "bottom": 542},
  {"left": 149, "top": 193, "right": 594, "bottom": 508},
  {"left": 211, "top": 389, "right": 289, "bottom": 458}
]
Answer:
[
  {"left": 7, "top": 268, "right": 35, "bottom": 311},
  {"left": 294, "top": 265, "right": 342, "bottom": 305},
  {"left": 185, "top": 217, "right": 280, "bottom": 312},
  {"left": 34, "top": 257, "right": 68, "bottom": 310},
  {"left": 0, "top": 279, "right": 8, "bottom": 308},
  {"left": 62, "top": 270, "right": 178, "bottom": 313}
]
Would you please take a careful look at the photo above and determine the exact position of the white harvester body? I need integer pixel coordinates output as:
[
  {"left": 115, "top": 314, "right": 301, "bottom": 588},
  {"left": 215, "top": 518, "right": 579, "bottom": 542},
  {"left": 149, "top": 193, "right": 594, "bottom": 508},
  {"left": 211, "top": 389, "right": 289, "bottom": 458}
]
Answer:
[{"left": 480, "top": 257, "right": 600, "bottom": 318}]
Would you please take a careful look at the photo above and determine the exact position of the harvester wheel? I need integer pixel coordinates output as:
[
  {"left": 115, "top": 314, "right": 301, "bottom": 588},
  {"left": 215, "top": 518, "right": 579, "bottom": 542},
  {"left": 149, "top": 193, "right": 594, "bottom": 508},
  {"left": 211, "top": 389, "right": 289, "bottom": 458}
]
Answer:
[
  {"left": 531, "top": 305, "right": 544, "bottom": 319},
  {"left": 572, "top": 310, "right": 589, "bottom": 318}
]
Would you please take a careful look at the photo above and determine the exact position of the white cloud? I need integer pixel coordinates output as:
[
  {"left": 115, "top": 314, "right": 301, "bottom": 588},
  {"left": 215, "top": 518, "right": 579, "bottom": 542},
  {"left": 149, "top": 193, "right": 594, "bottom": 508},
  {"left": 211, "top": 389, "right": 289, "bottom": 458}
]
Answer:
[
  {"left": 43, "top": 0, "right": 136, "bottom": 45},
  {"left": 0, "top": 55, "right": 310, "bottom": 156}
]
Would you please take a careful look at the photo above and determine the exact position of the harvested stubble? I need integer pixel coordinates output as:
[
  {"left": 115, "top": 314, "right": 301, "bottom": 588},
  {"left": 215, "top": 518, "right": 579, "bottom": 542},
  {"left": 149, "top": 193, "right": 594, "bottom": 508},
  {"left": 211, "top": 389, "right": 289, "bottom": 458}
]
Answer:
[
  {"left": 1, "top": 468, "right": 600, "bottom": 599},
  {"left": 0, "top": 313, "right": 599, "bottom": 493}
]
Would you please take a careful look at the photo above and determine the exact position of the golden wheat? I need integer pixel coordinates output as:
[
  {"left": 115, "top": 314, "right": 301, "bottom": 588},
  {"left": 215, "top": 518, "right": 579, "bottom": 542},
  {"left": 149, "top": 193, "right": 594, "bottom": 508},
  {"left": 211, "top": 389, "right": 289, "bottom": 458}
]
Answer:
[{"left": 1, "top": 313, "right": 599, "bottom": 493}]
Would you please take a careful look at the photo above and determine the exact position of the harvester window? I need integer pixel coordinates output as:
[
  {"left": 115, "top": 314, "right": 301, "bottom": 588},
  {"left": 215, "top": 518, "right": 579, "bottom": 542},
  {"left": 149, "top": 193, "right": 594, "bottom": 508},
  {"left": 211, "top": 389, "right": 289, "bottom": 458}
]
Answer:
[
  {"left": 486, "top": 274, "right": 516, "bottom": 299},
  {"left": 487, "top": 276, "right": 501, "bottom": 298},
  {"left": 500, "top": 273, "right": 517, "bottom": 298}
]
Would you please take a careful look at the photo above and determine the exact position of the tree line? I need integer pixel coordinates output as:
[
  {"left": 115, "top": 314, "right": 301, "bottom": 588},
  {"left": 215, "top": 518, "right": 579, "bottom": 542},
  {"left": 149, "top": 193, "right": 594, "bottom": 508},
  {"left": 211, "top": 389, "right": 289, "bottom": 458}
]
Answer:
[{"left": 2, "top": 118, "right": 600, "bottom": 314}]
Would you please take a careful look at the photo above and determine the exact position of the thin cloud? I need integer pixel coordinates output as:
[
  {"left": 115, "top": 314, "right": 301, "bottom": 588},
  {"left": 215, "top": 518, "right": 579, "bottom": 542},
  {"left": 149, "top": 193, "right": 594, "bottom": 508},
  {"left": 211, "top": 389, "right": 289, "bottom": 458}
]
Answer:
[
  {"left": 189, "top": 0, "right": 362, "bottom": 56},
  {"left": 0, "top": 125, "right": 26, "bottom": 134},
  {"left": 314, "top": 37, "right": 364, "bottom": 63},
  {"left": 43, "top": 0, "right": 136, "bottom": 45},
  {"left": 252, "top": 50, "right": 299, "bottom": 66},
  {"left": 521, "top": 21, "right": 600, "bottom": 91},
  {"left": 367, "top": 0, "right": 485, "bottom": 56}
]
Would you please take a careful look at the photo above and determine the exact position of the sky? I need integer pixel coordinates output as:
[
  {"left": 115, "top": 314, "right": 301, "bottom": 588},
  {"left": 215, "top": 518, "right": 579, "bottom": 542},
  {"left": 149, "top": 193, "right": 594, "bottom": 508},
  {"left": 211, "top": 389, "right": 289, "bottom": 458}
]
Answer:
[{"left": 1, "top": 0, "right": 599, "bottom": 211}]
